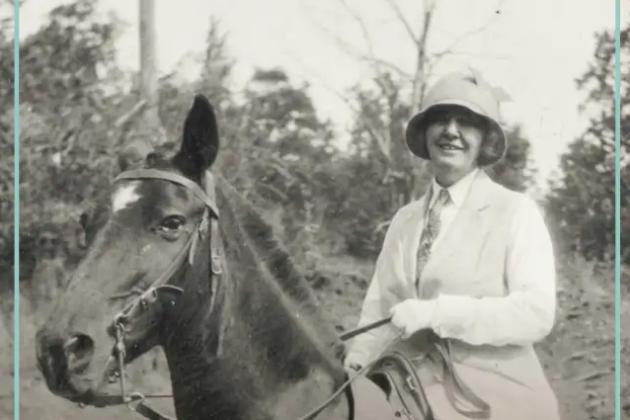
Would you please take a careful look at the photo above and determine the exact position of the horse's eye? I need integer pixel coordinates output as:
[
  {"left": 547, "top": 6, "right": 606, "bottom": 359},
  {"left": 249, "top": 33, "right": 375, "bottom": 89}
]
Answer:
[{"left": 159, "top": 215, "right": 186, "bottom": 232}]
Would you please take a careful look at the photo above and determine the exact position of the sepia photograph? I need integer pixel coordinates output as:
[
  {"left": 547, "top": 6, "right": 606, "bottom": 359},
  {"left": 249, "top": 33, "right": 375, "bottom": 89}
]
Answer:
[{"left": 0, "top": 0, "right": 627, "bottom": 419}]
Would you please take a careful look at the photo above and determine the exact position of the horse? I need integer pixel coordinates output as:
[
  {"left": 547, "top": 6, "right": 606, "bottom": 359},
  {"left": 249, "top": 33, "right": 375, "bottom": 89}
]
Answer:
[{"left": 35, "top": 95, "right": 411, "bottom": 420}]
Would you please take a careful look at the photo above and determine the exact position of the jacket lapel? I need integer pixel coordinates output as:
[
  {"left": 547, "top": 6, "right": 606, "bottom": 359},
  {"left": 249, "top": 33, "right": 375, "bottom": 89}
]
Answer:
[{"left": 400, "top": 191, "right": 431, "bottom": 297}]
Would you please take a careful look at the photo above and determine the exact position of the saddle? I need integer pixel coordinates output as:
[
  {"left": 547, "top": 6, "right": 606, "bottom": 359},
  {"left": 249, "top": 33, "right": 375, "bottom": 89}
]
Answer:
[
  {"left": 363, "top": 351, "right": 434, "bottom": 420},
  {"left": 351, "top": 337, "right": 491, "bottom": 420}
]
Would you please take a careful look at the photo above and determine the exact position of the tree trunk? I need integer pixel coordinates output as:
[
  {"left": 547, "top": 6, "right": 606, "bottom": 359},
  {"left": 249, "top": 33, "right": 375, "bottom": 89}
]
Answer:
[
  {"left": 137, "top": 0, "right": 166, "bottom": 149},
  {"left": 409, "top": 6, "right": 433, "bottom": 115}
]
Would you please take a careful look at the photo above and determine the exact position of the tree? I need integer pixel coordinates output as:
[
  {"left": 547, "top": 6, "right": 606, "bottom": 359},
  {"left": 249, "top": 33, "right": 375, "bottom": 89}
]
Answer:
[
  {"left": 488, "top": 125, "right": 536, "bottom": 192},
  {"left": 545, "top": 23, "right": 629, "bottom": 263},
  {"left": 0, "top": 2, "right": 14, "bottom": 269},
  {"left": 332, "top": 71, "right": 425, "bottom": 257},
  {"left": 4, "top": 0, "right": 126, "bottom": 277},
  {"left": 18, "top": 0, "right": 121, "bottom": 210},
  {"left": 197, "top": 17, "right": 234, "bottom": 103},
  {"left": 204, "top": 68, "right": 344, "bottom": 270}
]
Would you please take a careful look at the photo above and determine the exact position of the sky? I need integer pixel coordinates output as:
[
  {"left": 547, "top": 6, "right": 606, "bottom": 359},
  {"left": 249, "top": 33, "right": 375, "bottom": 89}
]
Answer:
[{"left": 18, "top": 0, "right": 617, "bottom": 191}]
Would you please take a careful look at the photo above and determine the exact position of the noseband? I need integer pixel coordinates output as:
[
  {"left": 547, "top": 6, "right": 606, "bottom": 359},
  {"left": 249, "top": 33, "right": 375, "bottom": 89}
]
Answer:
[{"left": 84, "top": 169, "right": 223, "bottom": 420}]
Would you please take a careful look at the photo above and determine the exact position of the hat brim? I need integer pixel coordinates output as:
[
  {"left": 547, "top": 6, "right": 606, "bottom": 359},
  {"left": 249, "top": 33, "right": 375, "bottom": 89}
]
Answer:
[{"left": 405, "top": 103, "right": 507, "bottom": 165}]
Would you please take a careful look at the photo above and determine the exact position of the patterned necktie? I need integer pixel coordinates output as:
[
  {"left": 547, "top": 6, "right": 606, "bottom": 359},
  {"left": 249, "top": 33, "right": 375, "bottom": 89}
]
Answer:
[{"left": 416, "top": 188, "right": 451, "bottom": 288}]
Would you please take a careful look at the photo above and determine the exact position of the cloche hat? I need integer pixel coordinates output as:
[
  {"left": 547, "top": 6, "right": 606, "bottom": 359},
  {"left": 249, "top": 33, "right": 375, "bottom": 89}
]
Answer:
[{"left": 405, "top": 70, "right": 508, "bottom": 165}]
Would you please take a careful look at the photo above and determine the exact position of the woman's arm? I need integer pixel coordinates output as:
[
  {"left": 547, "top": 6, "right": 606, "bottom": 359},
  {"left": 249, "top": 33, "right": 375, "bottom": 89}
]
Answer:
[
  {"left": 345, "top": 212, "right": 409, "bottom": 367},
  {"left": 429, "top": 197, "right": 556, "bottom": 346}
]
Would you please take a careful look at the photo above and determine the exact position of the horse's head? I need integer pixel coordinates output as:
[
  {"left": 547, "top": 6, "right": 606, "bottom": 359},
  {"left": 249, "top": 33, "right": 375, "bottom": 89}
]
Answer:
[{"left": 35, "top": 95, "right": 221, "bottom": 404}]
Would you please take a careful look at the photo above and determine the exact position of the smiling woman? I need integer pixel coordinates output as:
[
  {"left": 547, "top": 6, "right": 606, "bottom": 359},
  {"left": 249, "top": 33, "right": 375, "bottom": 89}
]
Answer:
[
  {"left": 345, "top": 70, "right": 560, "bottom": 420},
  {"left": 423, "top": 106, "right": 485, "bottom": 187}
]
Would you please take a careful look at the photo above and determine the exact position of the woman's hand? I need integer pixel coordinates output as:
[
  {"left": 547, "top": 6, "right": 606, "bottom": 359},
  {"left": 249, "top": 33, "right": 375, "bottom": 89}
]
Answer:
[{"left": 389, "top": 299, "right": 437, "bottom": 339}]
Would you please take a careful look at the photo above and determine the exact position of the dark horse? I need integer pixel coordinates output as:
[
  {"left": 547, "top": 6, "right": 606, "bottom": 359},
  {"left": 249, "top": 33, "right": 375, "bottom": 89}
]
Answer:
[{"left": 35, "top": 96, "right": 401, "bottom": 420}]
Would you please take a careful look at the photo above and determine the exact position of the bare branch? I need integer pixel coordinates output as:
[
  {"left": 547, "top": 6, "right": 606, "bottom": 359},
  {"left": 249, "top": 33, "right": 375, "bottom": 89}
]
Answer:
[
  {"left": 409, "top": 0, "right": 436, "bottom": 110},
  {"left": 421, "top": 58, "right": 437, "bottom": 93},
  {"left": 326, "top": 87, "right": 391, "bottom": 159},
  {"left": 282, "top": 40, "right": 394, "bottom": 159},
  {"left": 432, "top": 0, "right": 507, "bottom": 59},
  {"left": 431, "top": 50, "right": 511, "bottom": 61},
  {"left": 363, "top": 57, "right": 413, "bottom": 79},
  {"left": 317, "top": 83, "right": 390, "bottom": 158},
  {"left": 383, "top": 0, "right": 419, "bottom": 47},
  {"left": 336, "top": 0, "right": 375, "bottom": 58},
  {"left": 307, "top": 15, "right": 368, "bottom": 62},
  {"left": 114, "top": 100, "right": 147, "bottom": 128},
  {"left": 305, "top": 18, "right": 412, "bottom": 80}
]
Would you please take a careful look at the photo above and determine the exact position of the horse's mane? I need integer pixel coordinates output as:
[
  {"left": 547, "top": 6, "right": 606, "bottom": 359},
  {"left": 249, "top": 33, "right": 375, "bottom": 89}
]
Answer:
[{"left": 214, "top": 176, "right": 345, "bottom": 363}]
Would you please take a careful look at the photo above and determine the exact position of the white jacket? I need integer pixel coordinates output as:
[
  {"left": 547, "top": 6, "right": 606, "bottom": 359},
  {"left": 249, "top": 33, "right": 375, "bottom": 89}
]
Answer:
[{"left": 347, "top": 170, "right": 560, "bottom": 420}]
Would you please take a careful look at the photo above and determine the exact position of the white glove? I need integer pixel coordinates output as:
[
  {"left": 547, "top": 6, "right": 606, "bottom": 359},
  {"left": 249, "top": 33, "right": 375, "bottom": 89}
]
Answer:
[
  {"left": 344, "top": 360, "right": 363, "bottom": 372},
  {"left": 343, "top": 353, "right": 364, "bottom": 372},
  {"left": 389, "top": 299, "right": 437, "bottom": 339}
]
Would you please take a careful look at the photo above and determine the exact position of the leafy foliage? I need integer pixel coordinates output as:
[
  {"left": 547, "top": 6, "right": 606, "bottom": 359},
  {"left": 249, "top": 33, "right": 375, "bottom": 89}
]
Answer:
[
  {"left": 16, "top": 0, "right": 123, "bottom": 226},
  {"left": 545, "top": 23, "right": 629, "bottom": 263},
  {"left": 216, "top": 68, "right": 338, "bottom": 268},
  {"left": 0, "top": 3, "right": 15, "bottom": 253},
  {"left": 488, "top": 125, "right": 537, "bottom": 192}
]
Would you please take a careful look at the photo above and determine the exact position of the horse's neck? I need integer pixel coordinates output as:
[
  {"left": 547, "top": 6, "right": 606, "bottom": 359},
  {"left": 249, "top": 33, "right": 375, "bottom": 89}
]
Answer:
[
  {"left": 162, "top": 284, "right": 348, "bottom": 420},
  {"left": 160, "top": 213, "right": 347, "bottom": 419}
]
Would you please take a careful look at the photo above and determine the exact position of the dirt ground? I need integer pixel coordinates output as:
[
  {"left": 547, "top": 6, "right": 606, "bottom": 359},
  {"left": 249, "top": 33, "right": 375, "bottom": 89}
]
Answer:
[{"left": 0, "top": 256, "right": 627, "bottom": 420}]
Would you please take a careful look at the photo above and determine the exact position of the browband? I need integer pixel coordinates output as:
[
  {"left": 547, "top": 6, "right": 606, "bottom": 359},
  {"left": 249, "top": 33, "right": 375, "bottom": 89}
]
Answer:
[{"left": 115, "top": 169, "right": 219, "bottom": 218}]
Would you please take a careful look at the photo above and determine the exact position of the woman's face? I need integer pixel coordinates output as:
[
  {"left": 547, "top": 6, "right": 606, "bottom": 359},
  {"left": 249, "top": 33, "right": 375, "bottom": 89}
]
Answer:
[{"left": 424, "top": 106, "right": 485, "bottom": 184}]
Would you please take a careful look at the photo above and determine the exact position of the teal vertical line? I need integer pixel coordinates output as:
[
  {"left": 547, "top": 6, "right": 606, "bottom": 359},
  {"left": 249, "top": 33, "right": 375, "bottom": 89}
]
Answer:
[
  {"left": 12, "top": 0, "right": 20, "bottom": 419},
  {"left": 614, "top": 0, "right": 621, "bottom": 419}
]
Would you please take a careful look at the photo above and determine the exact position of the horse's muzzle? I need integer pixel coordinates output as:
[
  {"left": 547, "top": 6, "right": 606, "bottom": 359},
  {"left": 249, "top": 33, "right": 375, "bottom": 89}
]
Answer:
[{"left": 35, "top": 328, "right": 96, "bottom": 399}]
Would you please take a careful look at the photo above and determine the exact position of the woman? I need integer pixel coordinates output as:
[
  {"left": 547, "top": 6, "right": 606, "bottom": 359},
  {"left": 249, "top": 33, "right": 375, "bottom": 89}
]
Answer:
[{"left": 345, "top": 71, "right": 560, "bottom": 419}]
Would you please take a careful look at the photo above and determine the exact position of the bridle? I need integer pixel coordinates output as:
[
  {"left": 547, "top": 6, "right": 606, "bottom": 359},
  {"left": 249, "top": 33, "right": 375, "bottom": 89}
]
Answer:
[
  {"left": 78, "top": 167, "right": 361, "bottom": 420},
  {"left": 79, "top": 168, "right": 223, "bottom": 420},
  {"left": 74, "top": 168, "right": 486, "bottom": 420}
]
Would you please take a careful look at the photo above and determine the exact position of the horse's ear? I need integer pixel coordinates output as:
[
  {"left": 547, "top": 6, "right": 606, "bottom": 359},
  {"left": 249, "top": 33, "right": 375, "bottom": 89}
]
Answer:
[{"left": 173, "top": 95, "right": 219, "bottom": 179}]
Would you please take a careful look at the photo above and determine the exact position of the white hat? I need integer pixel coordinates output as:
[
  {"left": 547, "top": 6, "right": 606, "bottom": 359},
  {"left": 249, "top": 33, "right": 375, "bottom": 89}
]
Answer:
[{"left": 405, "top": 71, "right": 507, "bottom": 165}]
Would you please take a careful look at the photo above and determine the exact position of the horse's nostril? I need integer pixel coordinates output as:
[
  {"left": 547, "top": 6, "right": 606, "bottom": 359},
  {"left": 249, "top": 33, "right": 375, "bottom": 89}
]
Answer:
[
  {"left": 64, "top": 334, "right": 94, "bottom": 373},
  {"left": 63, "top": 336, "right": 79, "bottom": 352},
  {"left": 35, "top": 335, "right": 69, "bottom": 390}
]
